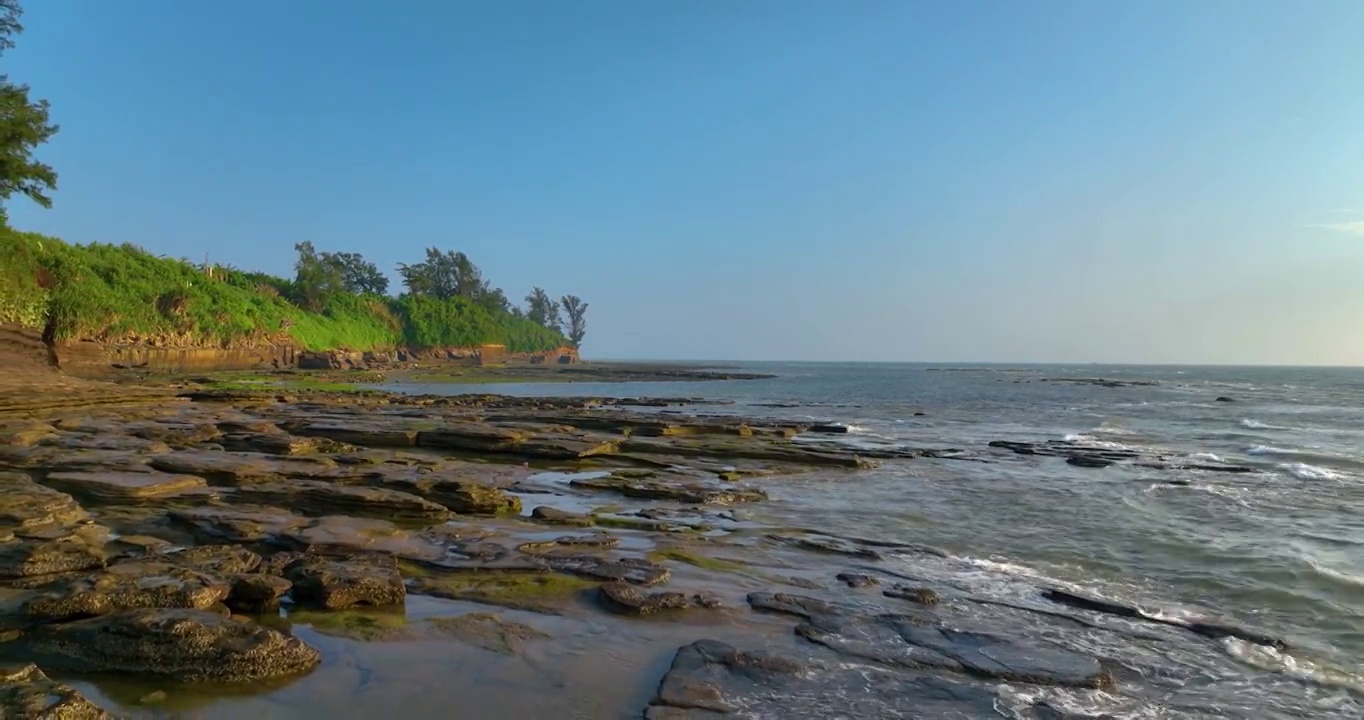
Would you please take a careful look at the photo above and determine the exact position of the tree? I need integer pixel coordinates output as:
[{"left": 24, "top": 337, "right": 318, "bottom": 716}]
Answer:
[
  {"left": 524, "top": 287, "right": 561, "bottom": 332},
  {"left": 0, "top": 1, "right": 58, "bottom": 222},
  {"left": 560, "top": 294, "right": 588, "bottom": 347},
  {"left": 398, "top": 247, "right": 487, "bottom": 301},
  {"left": 321, "top": 251, "right": 388, "bottom": 295},
  {"left": 291, "top": 241, "right": 343, "bottom": 312}
]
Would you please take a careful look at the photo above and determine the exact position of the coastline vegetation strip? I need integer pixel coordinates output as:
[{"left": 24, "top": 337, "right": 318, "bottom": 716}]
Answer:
[{"left": 0, "top": 228, "right": 581, "bottom": 353}]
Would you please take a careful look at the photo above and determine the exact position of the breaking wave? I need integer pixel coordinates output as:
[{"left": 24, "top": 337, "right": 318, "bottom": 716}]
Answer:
[{"left": 1279, "top": 462, "right": 1347, "bottom": 481}]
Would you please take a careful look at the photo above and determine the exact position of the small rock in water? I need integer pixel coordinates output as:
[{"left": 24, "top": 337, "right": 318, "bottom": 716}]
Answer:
[
  {"left": 1066, "top": 455, "right": 1113, "bottom": 468},
  {"left": 1215, "top": 396, "right": 1236, "bottom": 403},
  {"left": 883, "top": 585, "right": 940, "bottom": 605},
  {"left": 836, "top": 572, "right": 880, "bottom": 588},
  {"left": 807, "top": 424, "right": 850, "bottom": 434}
]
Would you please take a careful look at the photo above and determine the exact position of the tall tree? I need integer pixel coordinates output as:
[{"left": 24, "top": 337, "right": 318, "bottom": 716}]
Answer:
[
  {"left": 524, "top": 287, "right": 561, "bottom": 331},
  {"left": 320, "top": 250, "right": 388, "bottom": 295},
  {"left": 560, "top": 295, "right": 588, "bottom": 347},
  {"left": 291, "top": 241, "right": 343, "bottom": 312},
  {"left": 398, "top": 247, "right": 491, "bottom": 301},
  {"left": 0, "top": 1, "right": 58, "bottom": 222}
]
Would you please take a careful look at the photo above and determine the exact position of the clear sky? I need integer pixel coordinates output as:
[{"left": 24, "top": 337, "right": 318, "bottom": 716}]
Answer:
[{"left": 6, "top": 0, "right": 1364, "bottom": 364}]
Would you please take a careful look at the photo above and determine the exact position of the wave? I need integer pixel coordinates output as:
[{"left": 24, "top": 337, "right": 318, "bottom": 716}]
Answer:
[
  {"left": 1190, "top": 452, "right": 1222, "bottom": 462},
  {"left": 1279, "top": 462, "right": 1347, "bottom": 481},
  {"left": 1241, "top": 418, "right": 1287, "bottom": 430},
  {"left": 1305, "top": 558, "right": 1364, "bottom": 588},
  {"left": 1062, "top": 432, "right": 1136, "bottom": 451},
  {"left": 1247, "top": 444, "right": 1298, "bottom": 456},
  {"left": 1223, "top": 637, "right": 1364, "bottom": 695}
]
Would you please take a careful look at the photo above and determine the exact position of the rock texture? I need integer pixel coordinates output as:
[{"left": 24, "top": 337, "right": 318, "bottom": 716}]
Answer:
[{"left": 26, "top": 609, "right": 321, "bottom": 682}]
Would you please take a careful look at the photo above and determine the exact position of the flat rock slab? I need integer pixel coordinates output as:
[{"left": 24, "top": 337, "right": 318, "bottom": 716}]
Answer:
[
  {"left": 647, "top": 640, "right": 1028, "bottom": 719},
  {"left": 0, "top": 472, "right": 89, "bottom": 531},
  {"left": 747, "top": 592, "right": 1112, "bottom": 689},
  {"left": 168, "top": 505, "right": 311, "bottom": 545},
  {"left": 372, "top": 471, "right": 521, "bottom": 515},
  {"left": 23, "top": 560, "right": 231, "bottom": 623},
  {"left": 428, "top": 612, "right": 548, "bottom": 654},
  {"left": 285, "top": 515, "right": 446, "bottom": 560},
  {"left": 0, "top": 524, "right": 113, "bottom": 579},
  {"left": 149, "top": 451, "right": 342, "bottom": 485},
  {"left": 0, "top": 663, "right": 111, "bottom": 720},
  {"left": 42, "top": 471, "right": 207, "bottom": 503},
  {"left": 285, "top": 554, "right": 406, "bottom": 610},
  {"left": 25, "top": 608, "right": 321, "bottom": 683},
  {"left": 234, "top": 480, "right": 452, "bottom": 523},
  {"left": 599, "top": 582, "right": 721, "bottom": 616}
]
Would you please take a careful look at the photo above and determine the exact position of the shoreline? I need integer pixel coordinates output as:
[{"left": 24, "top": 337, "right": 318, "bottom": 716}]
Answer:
[{"left": 0, "top": 369, "right": 1320, "bottom": 718}]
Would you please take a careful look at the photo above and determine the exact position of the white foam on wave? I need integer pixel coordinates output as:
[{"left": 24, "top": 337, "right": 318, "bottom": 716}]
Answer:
[
  {"left": 1241, "top": 418, "right": 1287, "bottom": 430},
  {"left": 1247, "top": 444, "right": 1297, "bottom": 456},
  {"left": 1190, "top": 452, "right": 1222, "bottom": 462},
  {"left": 1279, "top": 462, "right": 1346, "bottom": 481},
  {"left": 1062, "top": 432, "right": 1135, "bottom": 451},
  {"left": 1305, "top": 558, "right": 1364, "bottom": 588},
  {"left": 995, "top": 685, "right": 1156, "bottom": 719},
  {"left": 1223, "top": 638, "right": 1364, "bottom": 695}
]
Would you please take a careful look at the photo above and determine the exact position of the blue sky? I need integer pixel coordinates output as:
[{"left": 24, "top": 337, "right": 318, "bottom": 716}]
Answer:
[{"left": 7, "top": 0, "right": 1364, "bottom": 363}]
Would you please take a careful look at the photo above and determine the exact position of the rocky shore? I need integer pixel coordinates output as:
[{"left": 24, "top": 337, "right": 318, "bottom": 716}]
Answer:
[{"left": 0, "top": 367, "right": 1297, "bottom": 718}]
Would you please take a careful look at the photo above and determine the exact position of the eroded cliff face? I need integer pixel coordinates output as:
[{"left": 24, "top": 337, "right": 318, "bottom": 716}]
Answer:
[{"left": 2, "top": 321, "right": 580, "bottom": 378}]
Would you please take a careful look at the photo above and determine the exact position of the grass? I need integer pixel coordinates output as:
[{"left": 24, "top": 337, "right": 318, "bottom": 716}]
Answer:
[{"left": 0, "top": 227, "right": 571, "bottom": 353}]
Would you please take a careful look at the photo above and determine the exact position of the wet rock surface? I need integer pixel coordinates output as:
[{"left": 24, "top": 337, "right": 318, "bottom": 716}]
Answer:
[
  {"left": 0, "top": 663, "right": 110, "bottom": 720},
  {"left": 23, "top": 560, "right": 230, "bottom": 622},
  {"left": 0, "top": 382, "right": 1324, "bottom": 717},
  {"left": 284, "top": 554, "right": 406, "bottom": 610}
]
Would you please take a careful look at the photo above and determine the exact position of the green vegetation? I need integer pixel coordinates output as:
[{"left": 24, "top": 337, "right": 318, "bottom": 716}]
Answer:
[
  {"left": 0, "top": 228, "right": 582, "bottom": 352},
  {"left": 286, "top": 607, "right": 411, "bottom": 642},
  {"left": 0, "top": 1, "right": 589, "bottom": 356},
  {"left": 400, "top": 562, "right": 595, "bottom": 612}
]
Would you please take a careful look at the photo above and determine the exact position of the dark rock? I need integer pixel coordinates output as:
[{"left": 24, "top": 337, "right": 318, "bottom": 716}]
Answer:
[
  {"left": 285, "top": 554, "right": 405, "bottom": 610},
  {"left": 647, "top": 640, "right": 1014, "bottom": 719},
  {"left": 1066, "top": 455, "right": 1113, "bottom": 468},
  {"left": 0, "top": 663, "right": 110, "bottom": 719},
  {"left": 884, "top": 585, "right": 940, "bottom": 605},
  {"left": 23, "top": 560, "right": 231, "bottom": 623},
  {"left": 1215, "top": 396, "right": 1236, "bottom": 403},
  {"left": 747, "top": 592, "right": 842, "bottom": 619},
  {"left": 544, "top": 555, "right": 671, "bottom": 586},
  {"left": 807, "top": 424, "right": 850, "bottom": 434},
  {"left": 373, "top": 473, "right": 521, "bottom": 515},
  {"left": 836, "top": 572, "right": 880, "bottom": 588},
  {"left": 1041, "top": 588, "right": 1287, "bottom": 650},
  {"left": 598, "top": 582, "right": 719, "bottom": 615},
  {"left": 227, "top": 574, "right": 292, "bottom": 613},
  {"left": 768, "top": 533, "right": 882, "bottom": 560},
  {"left": 530, "top": 506, "right": 594, "bottom": 527},
  {"left": 25, "top": 608, "right": 321, "bottom": 682}
]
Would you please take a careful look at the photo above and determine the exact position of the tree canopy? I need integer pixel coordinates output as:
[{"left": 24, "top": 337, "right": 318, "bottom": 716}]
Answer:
[{"left": 0, "top": 0, "right": 58, "bottom": 222}]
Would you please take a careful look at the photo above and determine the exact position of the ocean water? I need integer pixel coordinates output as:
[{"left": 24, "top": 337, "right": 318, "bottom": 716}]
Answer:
[{"left": 394, "top": 362, "right": 1364, "bottom": 715}]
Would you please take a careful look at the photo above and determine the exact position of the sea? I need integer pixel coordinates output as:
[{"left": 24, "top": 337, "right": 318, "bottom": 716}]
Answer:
[{"left": 391, "top": 362, "right": 1364, "bottom": 717}]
